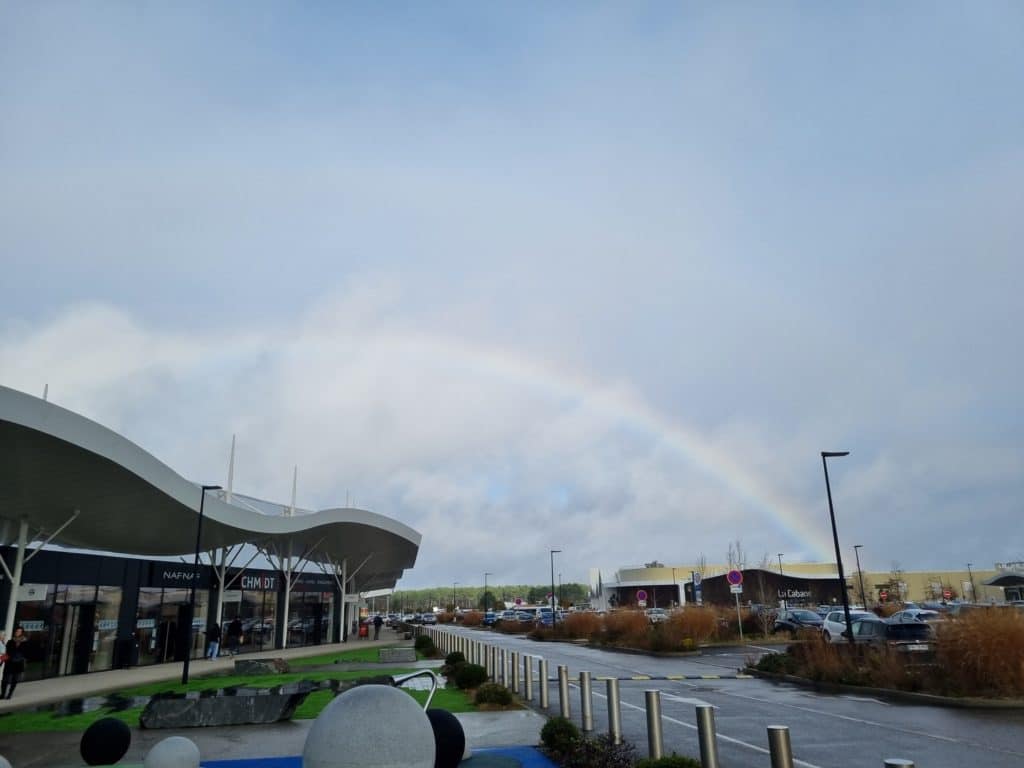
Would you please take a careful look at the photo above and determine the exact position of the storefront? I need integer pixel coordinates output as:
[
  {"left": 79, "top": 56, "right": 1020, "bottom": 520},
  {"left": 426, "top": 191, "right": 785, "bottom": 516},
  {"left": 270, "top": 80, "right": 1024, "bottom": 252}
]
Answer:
[{"left": 0, "top": 546, "right": 341, "bottom": 679}]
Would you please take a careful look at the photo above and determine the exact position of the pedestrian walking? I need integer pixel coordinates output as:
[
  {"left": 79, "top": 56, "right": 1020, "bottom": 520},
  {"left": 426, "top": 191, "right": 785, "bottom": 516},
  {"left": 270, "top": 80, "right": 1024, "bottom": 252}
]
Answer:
[
  {"left": 226, "top": 617, "right": 243, "bottom": 656},
  {"left": 373, "top": 614, "right": 383, "bottom": 640},
  {"left": 206, "top": 622, "right": 222, "bottom": 659},
  {"left": 1, "top": 627, "right": 27, "bottom": 699}
]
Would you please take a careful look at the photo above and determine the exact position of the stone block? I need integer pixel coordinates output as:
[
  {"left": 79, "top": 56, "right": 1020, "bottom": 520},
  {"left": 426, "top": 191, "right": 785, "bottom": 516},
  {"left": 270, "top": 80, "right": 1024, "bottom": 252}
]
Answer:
[
  {"left": 140, "top": 690, "right": 310, "bottom": 729},
  {"left": 378, "top": 647, "right": 417, "bottom": 663},
  {"left": 233, "top": 658, "right": 291, "bottom": 675}
]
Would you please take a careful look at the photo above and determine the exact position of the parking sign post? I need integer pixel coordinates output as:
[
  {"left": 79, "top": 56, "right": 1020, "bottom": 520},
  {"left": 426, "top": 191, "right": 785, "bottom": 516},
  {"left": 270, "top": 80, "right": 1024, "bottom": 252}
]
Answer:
[{"left": 727, "top": 569, "right": 744, "bottom": 642}]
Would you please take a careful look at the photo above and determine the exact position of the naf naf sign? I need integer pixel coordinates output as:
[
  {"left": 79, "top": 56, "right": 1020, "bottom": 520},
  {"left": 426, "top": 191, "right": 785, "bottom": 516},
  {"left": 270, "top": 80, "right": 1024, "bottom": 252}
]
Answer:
[{"left": 147, "top": 563, "right": 210, "bottom": 589}]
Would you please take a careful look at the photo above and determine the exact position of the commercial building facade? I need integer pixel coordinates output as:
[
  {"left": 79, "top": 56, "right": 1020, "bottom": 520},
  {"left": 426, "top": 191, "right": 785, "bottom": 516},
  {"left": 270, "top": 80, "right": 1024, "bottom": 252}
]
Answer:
[{"left": 0, "top": 385, "right": 421, "bottom": 681}]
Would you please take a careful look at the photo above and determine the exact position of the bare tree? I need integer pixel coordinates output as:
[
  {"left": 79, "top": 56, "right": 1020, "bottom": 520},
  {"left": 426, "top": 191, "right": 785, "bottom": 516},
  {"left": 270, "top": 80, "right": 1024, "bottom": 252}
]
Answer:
[{"left": 726, "top": 539, "right": 747, "bottom": 571}]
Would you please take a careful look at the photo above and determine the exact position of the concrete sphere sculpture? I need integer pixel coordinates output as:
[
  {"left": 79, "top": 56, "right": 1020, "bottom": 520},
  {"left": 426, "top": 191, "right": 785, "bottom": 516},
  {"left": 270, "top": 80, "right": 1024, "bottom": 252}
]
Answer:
[
  {"left": 303, "top": 684, "right": 435, "bottom": 768},
  {"left": 81, "top": 716, "right": 132, "bottom": 765},
  {"left": 426, "top": 708, "right": 466, "bottom": 768},
  {"left": 143, "top": 736, "right": 201, "bottom": 768},
  {"left": 0, "top": 755, "right": 12, "bottom": 768}
]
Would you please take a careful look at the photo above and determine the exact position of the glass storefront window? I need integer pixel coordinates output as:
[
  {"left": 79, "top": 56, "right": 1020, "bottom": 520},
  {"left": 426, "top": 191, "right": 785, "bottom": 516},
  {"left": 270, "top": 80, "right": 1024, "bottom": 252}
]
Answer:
[
  {"left": 134, "top": 587, "right": 208, "bottom": 664},
  {"left": 13, "top": 584, "right": 55, "bottom": 682}
]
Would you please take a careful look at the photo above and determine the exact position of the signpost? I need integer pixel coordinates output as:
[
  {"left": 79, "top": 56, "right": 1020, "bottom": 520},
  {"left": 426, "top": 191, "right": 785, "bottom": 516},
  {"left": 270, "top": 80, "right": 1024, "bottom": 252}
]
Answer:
[
  {"left": 692, "top": 571, "right": 703, "bottom": 606},
  {"left": 636, "top": 589, "right": 648, "bottom": 610},
  {"left": 879, "top": 589, "right": 889, "bottom": 602},
  {"left": 727, "top": 570, "right": 744, "bottom": 642}
]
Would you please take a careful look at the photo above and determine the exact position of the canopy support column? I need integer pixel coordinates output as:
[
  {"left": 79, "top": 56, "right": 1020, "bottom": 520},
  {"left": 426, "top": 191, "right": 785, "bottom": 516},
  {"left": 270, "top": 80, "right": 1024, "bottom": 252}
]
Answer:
[{"left": 2, "top": 518, "right": 28, "bottom": 638}]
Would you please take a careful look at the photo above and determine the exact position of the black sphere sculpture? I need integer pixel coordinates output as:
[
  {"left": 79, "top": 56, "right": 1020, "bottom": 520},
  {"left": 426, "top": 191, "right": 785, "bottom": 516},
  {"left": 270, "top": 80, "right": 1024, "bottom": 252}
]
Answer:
[
  {"left": 426, "top": 707, "right": 465, "bottom": 768},
  {"left": 80, "top": 716, "right": 131, "bottom": 766}
]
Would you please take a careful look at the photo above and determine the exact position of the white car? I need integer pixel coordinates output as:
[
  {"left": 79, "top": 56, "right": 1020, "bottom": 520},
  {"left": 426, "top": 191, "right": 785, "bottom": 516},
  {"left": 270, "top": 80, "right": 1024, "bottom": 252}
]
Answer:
[
  {"left": 645, "top": 608, "right": 669, "bottom": 624},
  {"left": 821, "top": 610, "right": 874, "bottom": 642}
]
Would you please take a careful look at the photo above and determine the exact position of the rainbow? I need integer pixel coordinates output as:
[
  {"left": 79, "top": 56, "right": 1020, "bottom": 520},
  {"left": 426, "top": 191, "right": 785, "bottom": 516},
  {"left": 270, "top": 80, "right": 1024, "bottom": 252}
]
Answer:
[{"left": 364, "top": 329, "right": 835, "bottom": 560}]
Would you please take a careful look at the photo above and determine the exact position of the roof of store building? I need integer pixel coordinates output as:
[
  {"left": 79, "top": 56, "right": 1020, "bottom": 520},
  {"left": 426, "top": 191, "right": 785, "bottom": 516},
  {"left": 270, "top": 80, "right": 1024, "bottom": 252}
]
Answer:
[{"left": 0, "top": 385, "right": 420, "bottom": 592}]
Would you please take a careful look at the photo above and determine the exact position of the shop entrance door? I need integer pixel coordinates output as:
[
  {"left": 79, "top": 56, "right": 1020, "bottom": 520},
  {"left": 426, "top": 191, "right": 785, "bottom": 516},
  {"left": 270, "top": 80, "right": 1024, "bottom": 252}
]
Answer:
[{"left": 57, "top": 603, "right": 97, "bottom": 675}]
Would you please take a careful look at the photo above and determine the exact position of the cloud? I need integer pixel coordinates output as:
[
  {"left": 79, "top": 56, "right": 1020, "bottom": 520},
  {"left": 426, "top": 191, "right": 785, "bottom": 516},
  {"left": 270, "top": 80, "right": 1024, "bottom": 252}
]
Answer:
[{"left": 3, "top": 278, "right": 1021, "bottom": 588}]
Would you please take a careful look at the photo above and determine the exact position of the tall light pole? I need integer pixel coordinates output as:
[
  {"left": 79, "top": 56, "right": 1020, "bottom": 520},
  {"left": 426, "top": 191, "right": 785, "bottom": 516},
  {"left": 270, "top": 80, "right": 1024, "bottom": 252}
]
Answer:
[
  {"left": 550, "top": 550, "right": 561, "bottom": 627},
  {"left": 452, "top": 582, "right": 459, "bottom": 613},
  {"left": 966, "top": 563, "right": 976, "bottom": 603},
  {"left": 853, "top": 545, "right": 868, "bottom": 608},
  {"left": 821, "top": 451, "right": 853, "bottom": 642},
  {"left": 484, "top": 572, "right": 492, "bottom": 613},
  {"left": 182, "top": 484, "right": 221, "bottom": 685},
  {"left": 776, "top": 553, "right": 785, "bottom": 608}
]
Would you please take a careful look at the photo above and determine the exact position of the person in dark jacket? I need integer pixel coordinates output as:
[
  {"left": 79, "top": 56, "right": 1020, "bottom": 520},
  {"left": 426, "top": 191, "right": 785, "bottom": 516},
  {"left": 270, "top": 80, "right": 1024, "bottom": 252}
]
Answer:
[
  {"left": 373, "top": 614, "right": 383, "bottom": 640},
  {"left": 206, "top": 622, "right": 222, "bottom": 659},
  {"left": 1, "top": 627, "right": 28, "bottom": 699},
  {"left": 226, "top": 617, "right": 243, "bottom": 656}
]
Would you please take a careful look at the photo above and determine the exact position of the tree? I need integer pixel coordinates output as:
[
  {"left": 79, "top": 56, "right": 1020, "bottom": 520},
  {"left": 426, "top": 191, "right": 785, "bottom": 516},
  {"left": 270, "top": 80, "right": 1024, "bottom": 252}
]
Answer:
[{"left": 727, "top": 539, "right": 747, "bottom": 571}]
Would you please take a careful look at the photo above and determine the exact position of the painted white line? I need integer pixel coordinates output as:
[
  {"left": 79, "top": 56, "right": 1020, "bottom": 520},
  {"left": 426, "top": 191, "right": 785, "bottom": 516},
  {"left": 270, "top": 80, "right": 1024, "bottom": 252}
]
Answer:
[{"left": 590, "top": 688, "right": 824, "bottom": 768}]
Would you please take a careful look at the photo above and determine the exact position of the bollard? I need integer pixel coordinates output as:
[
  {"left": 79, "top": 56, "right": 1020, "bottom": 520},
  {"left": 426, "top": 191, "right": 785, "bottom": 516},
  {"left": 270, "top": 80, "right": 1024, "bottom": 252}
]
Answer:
[
  {"left": 511, "top": 651, "right": 520, "bottom": 692},
  {"left": 558, "top": 665, "right": 571, "bottom": 718},
  {"left": 579, "top": 671, "right": 593, "bottom": 732},
  {"left": 500, "top": 648, "right": 507, "bottom": 685},
  {"left": 606, "top": 678, "right": 622, "bottom": 745},
  {"left": 539, "top": 658, "right": 550, "bottom": 708},
  {"left": 767, "top": 725, "right": 794, "bottom": 768},
  {"left": 525, "top": 655, "right": 534, "bottom": 702},
  {"left": 645, "top": 690, "right": 664, "bottom": 760},
  {"left": 695, "top": 705, "right": 720, "bottom": 768},
  {"left": 883, "top": 762, "right": 915, "bottom": 768}
]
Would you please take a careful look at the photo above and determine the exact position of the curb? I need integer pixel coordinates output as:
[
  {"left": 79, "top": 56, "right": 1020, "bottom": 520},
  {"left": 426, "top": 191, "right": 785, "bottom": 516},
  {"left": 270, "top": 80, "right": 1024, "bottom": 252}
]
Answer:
[{"left": 745, "top": 668, "right": 1024, "bottom": 709}]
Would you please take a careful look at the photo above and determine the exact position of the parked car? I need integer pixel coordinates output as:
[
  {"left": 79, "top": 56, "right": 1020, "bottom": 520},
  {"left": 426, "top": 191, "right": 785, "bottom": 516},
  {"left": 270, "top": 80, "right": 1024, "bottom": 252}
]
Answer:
[
  {"left": 421, "top": 613, "right": 438, "bottom": 625},
  {"left": 821, "top": 610, "right": 874, "bottom": 642},
  {"left": 498, "top": 610, "right": 517, "bottom": 623},
  {"left": 773, "top": 609, "right": 824, "bottom": 635},
  {"left": 888, "top": 609, "right": 942, "bottom": 625},
  {"left": 850, "top": 617, "right": 933, "bottom": 653},
  {"left": 483, "top": 611, "right": 498, "bottom": 626},
  {"left": 645, "top": 608, "right": 669, "bottom": 624}
]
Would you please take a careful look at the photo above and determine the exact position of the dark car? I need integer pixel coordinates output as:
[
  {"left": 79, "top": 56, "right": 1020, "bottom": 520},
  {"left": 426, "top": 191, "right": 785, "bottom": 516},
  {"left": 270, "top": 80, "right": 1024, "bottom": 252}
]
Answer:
[
  {"left": 851, "top": 617, "right": 934, "bottom": 653},
  {"left": 773, "top": 609, "right": 824, "bottom": 635}
]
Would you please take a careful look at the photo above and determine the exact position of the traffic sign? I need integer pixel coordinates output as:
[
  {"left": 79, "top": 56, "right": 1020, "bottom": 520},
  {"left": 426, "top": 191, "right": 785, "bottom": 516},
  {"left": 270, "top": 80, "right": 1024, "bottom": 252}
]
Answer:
[
  {"left": 942, "top": 589, "right": 952, "bottom": 600},
  {"left": 879, "top": 589, "right": 889, "bottom": 601},
  {"left": 727, "top": 569, "right": 743, "bottom": 586},
  {"left": 692, "top": 571, "right": 702, "bottom": 587},
  {"left": 638, "top": 600, "right": 647, "bottom": 609},
  {"left": 730, "top": 584, "right": 743, "bottom": 594},
  {"left": 515, "top": 597, "right": 523, "bottom": 606},
  {"left": 636, "top": 589, "right": 648, "bottom": 602}
]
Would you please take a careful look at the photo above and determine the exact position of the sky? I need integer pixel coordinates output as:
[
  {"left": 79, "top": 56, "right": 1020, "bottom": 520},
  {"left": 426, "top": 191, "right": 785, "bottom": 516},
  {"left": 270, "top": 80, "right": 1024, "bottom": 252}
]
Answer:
[{"left": 2, "top": 3, "right": 1022, "bottom": 588}]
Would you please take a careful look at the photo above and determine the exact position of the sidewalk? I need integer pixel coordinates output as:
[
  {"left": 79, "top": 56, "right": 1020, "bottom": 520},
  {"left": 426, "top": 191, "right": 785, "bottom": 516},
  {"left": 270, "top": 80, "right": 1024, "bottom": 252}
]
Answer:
[{"left": 0, "top": 630, "right": 407, "bottom": 714}]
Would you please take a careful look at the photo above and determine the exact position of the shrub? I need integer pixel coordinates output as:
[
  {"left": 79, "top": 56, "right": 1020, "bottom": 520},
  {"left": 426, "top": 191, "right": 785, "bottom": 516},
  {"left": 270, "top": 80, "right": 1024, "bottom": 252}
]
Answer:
[
  {"left": 414, "top": 635, "right": 435, "bottom": 653},
  {"left": 562, "top": 734, "right": 637, "bottom": 768},
  {"left": 668, "top": 607, "right": 718, "bottom": 644},
  {"left": 752, "top": 651, "right": 798, "bottom": 675},
  {"left": 454, "top": 662, "right": 488, "bottom": 689},
  {"left": 935, "top": 608, "right": 1024, "bottom": 697},
  {"left": 562, "top": 612, "right": 602, "bottom": 639},
  {"left": 540, "top": 717, "right": 581, "bottom": 757},
  {"left": 445, "top": 650, "right": 466, "bottom": 666},
  {"left": 474, "top": 682, "right": 513, "bottom": 705},
  {"left": 461, "top": 611, "right": 483, "bottom": 627},
  {"left": 437, "top": 611, "right": 455, "bottom": 624},
  {"left": 635, "top": 754, "right": 702, "bottom": 768},
  {"left": 602, "top": 610, "right": 649, "bottom": 645}
]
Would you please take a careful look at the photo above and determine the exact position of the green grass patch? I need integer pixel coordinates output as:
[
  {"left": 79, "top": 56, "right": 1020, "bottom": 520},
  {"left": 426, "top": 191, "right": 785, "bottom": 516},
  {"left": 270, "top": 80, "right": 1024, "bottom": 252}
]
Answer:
[
  {"left": 406, "top": 686, "right": 476, "bottom": 713},
  {"left": 0, "top": 675, "right": 468, "bottom": 737},
  {"left": 119, "top": 667, "right": 422, "bottom": 698}
]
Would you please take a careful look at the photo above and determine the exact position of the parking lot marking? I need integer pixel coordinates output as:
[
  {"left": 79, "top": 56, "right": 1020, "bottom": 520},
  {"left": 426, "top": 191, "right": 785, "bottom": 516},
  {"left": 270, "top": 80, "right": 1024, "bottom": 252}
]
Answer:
[{"left": 591, "top": 689, "right": 824, "bottom": 768}]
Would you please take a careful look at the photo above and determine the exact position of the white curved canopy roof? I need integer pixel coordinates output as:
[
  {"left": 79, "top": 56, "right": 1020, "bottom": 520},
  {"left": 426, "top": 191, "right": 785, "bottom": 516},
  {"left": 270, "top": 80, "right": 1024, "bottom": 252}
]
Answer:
[{"left": 0, "top": 386, "right": 420, "bottom": 592}]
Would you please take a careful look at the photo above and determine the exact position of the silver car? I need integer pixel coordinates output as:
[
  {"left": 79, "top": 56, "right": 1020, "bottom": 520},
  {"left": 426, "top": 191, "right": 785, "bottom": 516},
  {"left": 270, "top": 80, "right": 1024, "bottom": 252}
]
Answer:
[{"left": 821, "top": 610, "right": 874, "bottom": 642}]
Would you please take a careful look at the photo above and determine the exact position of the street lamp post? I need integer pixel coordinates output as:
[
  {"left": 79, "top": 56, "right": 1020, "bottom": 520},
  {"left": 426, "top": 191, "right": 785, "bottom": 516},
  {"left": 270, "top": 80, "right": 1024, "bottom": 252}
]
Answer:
[
  {"left": 182, "top": 484, "right": 222, "bottom": 685},
  {"left": 853, "top": 545, "right": 868, "bottom": 608},
  {"left": 550, "top": 550, "right": 561, "bottom": 627},
  {"left": 776, "top": 553, "right": 785, "bottom": 608},
  {"left": 821, "top": 451, "right": 853, "bottom": 643},
  {"left": 452, "top": 582, "right": 459, "bottom": 613},
  {"left": 966, "top": 563, "right": 976, "bottom": 603},
  {"left": 484, "top": 573, "right": 492, "bottom": 613}
]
